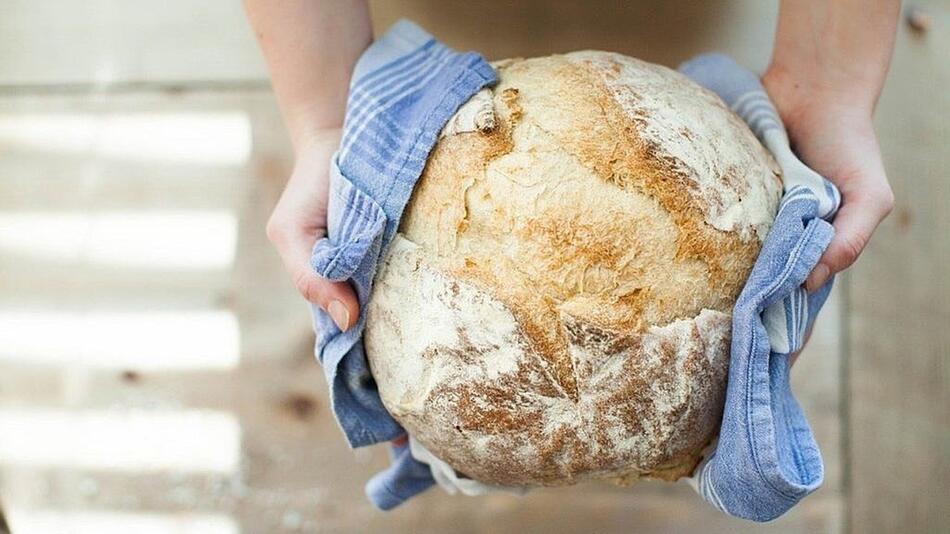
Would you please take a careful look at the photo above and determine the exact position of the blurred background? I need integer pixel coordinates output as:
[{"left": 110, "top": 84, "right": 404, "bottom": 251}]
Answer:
[{"left": 0, "top": 1, "right": 946, "bottom": 533}]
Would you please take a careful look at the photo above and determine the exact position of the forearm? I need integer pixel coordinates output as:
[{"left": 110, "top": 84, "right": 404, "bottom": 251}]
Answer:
[
  {"left": 243, "top": 0, "right": 372, "bottom": 152},
  {"left": 766, "top": 0, "right": 900, "bottom": 116}
]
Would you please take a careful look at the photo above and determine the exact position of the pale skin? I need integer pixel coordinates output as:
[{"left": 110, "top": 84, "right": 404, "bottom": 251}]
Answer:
[{"left": 243, "top": 1, "right": 898, "bottom": 334}]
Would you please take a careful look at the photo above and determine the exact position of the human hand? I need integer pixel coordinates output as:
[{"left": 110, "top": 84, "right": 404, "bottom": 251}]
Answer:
[
  {"left": 763, "top": 69, "right": 894, "bottom": 293},
  {"left": 265, "top": 128, "right": 359, "bottom": 331}
]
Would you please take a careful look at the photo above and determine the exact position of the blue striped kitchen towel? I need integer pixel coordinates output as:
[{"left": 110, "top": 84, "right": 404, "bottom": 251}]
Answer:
[
  {"left": 680, "top": 53, "right": 840, "bottom": 521},
  {"left": 307, "top": 19, "right": 496, "bottom": 508}
]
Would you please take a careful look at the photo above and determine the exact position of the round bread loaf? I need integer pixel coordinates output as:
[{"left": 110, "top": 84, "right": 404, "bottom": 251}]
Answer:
[{"left": 364, "top": 51, "right": 782, "bottom": 487}]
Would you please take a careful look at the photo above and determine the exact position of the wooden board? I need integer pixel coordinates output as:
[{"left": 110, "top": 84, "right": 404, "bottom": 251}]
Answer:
[
  {"left": 847, "top": 2, "right": 950, "bottom": 533},
  {"left": 5, "top": 1, "right": 949, "bottom": 532}
]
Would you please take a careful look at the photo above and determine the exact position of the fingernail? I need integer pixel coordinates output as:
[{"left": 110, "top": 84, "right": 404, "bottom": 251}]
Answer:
[
  {"left": 328, "top": 300, "right": 350, "bottom": 331},
  {"left": 805, "top": 263, "right": 830, "bottom": 294}
]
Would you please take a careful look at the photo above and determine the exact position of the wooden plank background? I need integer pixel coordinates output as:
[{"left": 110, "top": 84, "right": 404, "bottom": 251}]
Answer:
[
  {"left": 0, "top": 1, "right": 945, "bottom": 532},
  {"left": 847, "top": 2, "right": 950, "bottom": 532}
]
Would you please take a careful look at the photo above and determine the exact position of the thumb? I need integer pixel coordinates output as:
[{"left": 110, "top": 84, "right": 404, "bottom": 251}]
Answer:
[
  {"left": 292, "top": 264, "right": 360, "bottom": 332},
  {"left": 268, "top": 223, "right": 360, "bottom": 331},
  {"left": 804, "top": 184, "right": 893, "bottom": 293},
  {"left": 804, "top": 215, "right": 869, "bottom": 293}
]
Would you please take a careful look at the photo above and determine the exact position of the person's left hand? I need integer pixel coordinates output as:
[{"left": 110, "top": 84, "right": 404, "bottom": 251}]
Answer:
[{"left": 763, "top": 69, "right": 895, "bottom": 294}]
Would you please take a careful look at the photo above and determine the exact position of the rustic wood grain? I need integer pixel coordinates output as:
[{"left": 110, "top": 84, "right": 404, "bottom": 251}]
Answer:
[
  {"left": 6, "top": 1, "right": 946, "bottom": 532},
  {"left": 846, "top": 2, "right": 950, "bottom": 533}
]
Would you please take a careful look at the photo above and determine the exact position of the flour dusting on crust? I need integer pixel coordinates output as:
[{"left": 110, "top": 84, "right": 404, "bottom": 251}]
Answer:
[
  {"left": 367, "top": 237, "right": 731, "bottom": 486},
  {"left": 566, "top": 51, "right": 781, "bottom": 241}
]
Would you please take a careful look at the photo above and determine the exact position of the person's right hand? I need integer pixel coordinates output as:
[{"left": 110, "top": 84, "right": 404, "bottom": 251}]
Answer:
[{"left": 266, "top": 128, "right": 359, "bottom": 331}]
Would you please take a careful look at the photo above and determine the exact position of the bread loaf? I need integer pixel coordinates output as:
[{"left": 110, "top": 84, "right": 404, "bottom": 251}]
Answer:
[{"left": 364, "top": 51, "right": 782, "bottom": 486}]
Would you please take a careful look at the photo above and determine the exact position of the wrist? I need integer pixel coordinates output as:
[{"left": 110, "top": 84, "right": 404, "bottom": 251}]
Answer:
[
  {"left": 292, "top": 125, "right": 343, "bottom": 158},
  {"left": 762, "top": 65, "right": 875, "bottom": 132}
]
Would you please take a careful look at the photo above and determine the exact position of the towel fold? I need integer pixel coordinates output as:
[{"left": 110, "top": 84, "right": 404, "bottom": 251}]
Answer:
[
  {"left": 307, "top": 19, "right": 496, "bottom": 508},
  {"left": 679, "top": 53, "right": 838, "bottom": 521}
]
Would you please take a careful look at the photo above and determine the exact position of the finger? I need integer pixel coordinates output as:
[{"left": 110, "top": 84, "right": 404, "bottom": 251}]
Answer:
[
  {"left": 804, "top": 186, "right": 893, "bottom": 292},
  {"left": 268, "top": 222, "right": 360, "bottom": 331}
]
